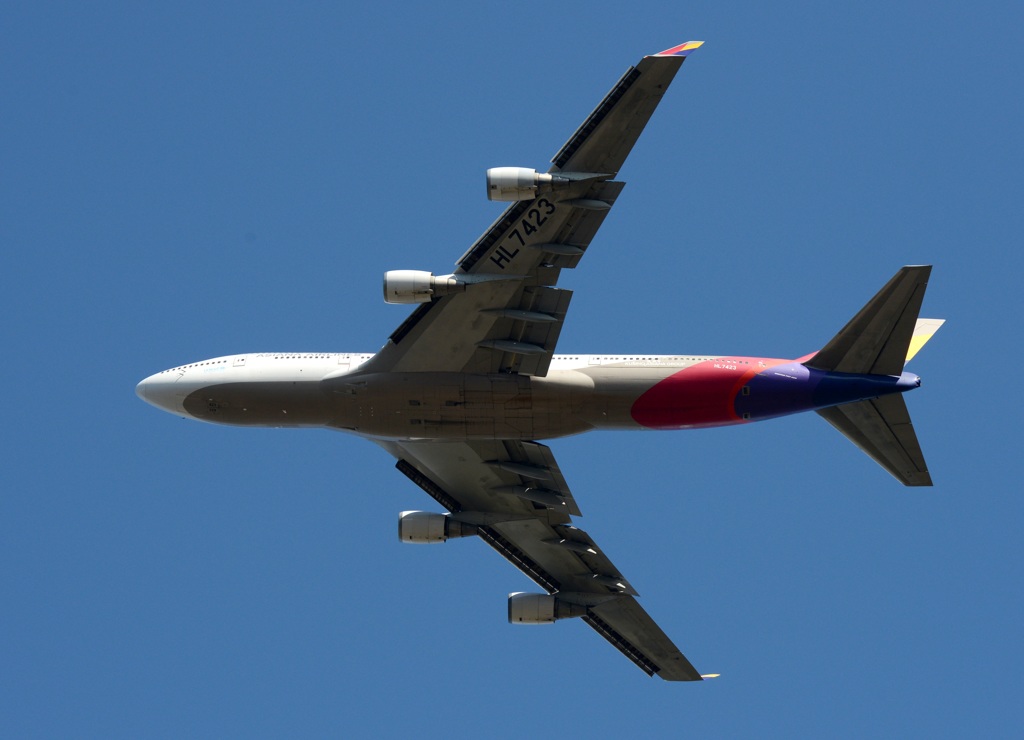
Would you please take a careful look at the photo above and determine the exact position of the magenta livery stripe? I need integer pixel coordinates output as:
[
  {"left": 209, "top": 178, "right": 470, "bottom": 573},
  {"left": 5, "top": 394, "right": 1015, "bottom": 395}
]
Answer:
[{"left": 631, "top": 357, "right": 790, "bottom": 429}]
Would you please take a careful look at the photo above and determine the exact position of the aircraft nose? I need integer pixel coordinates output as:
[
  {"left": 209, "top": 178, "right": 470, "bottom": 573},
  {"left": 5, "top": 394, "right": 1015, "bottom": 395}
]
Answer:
[{"left": 136, "top": 372, "right": 187, "bottom": 415}]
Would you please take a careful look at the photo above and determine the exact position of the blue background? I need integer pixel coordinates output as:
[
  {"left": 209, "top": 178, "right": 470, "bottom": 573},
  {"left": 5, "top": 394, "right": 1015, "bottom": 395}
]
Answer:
[{"left": 3, "top": 2, "right": 1021, "bottom": 737}]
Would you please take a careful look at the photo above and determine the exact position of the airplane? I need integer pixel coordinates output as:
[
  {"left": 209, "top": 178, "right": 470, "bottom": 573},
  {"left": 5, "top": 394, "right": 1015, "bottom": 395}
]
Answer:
[{"left": 137, "top": 41, "right": 943, "bottom": 681}]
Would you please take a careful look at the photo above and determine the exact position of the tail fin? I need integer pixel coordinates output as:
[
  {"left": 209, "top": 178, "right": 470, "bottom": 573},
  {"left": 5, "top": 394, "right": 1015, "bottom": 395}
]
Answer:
[
  {"left": 806, "top": 266, "right": 942, "bottom": 486},
  {"left": 804, "top": 265, "right": 932, "bottom": 375}
]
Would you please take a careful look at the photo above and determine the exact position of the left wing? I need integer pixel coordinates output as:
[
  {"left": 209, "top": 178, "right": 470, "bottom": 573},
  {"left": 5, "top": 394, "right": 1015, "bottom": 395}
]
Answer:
[
  {"left": 359, "top": 43, "right": 703, "bottom": 378},
  {"left": 378, "top": 438, "right": 704, "bottom": 681}
]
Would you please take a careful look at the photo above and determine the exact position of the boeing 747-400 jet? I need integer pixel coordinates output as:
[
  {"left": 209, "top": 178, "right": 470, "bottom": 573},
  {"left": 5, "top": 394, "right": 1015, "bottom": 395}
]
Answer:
[{"left": 137, "top": 41, "right": 943, "bottom": 681}]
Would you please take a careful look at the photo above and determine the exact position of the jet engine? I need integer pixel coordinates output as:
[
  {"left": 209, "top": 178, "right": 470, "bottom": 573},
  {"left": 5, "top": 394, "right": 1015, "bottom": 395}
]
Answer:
[
  {"left": 382, "top": 271, "right": 464, "bottom": 304},
  {"left": 397, "top": 511, "right": 477, "bottom": 543},
  {"left": 487, "top": 167, "right": 574, "bottom": 202},
  {"left": 507, "top": 592, "right": 588, "bottom": 624}
]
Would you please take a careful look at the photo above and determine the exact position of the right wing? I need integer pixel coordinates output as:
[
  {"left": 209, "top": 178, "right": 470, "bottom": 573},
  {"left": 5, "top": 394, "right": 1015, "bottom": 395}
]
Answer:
[
  {"left": 379, "top": 438, "right": 704, "bottom": 681},
  {"left": 359, "top": 42, "right": 704, "bottom": 378}
]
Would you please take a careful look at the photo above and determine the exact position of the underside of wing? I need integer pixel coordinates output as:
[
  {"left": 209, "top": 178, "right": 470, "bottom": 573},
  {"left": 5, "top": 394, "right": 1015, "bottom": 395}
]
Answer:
[
  {"left": 360, "top": 46, "right": 702, "bottom": 377},
  {"left": 377, "top": 438, "right": 704, "bottom": 681},
  {"left": 550, "top": 48, "right": 692, "bottom": 177}
]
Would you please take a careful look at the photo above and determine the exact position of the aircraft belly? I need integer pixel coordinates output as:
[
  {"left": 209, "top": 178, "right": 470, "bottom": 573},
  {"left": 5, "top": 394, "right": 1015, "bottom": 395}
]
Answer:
[
  {"left": 321, "top": 371, "right": 591, "bottom": 440},
  {"left": 181, "top": 365, "right": 779, "bottom": 438},
  {"left": 337, "top": 367, "right": 674, "bottom": 438},
  {"left": 183, "top": 381, "right": 331, "bottom": 427}
]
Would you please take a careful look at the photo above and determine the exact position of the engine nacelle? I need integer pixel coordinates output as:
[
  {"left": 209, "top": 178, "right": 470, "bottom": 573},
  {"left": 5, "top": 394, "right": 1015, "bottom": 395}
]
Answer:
[
  {"left": 382, "top": 271, "right": 464, "bottom": 304},
  {"left": 398, "top": 511, "right": 477, "bottom": 543},
  {"left": 486, "top": 167, "right": 557, "bottom": 201},
  {"left": 507, "top": 592, "right": 588, "bottom": 624}
]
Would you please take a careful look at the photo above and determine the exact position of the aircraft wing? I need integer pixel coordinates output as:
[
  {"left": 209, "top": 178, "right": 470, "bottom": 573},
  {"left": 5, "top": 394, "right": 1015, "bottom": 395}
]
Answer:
[
  {"left": 378, "top": 438, "right": 704, "bottom": 681},
  {"left": 359, "top": 43, "right": 703, "bottom": 378}
]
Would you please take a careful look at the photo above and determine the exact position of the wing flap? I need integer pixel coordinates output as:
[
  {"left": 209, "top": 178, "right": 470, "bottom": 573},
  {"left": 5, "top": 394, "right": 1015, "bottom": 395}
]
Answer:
[
  {"left": 513, "top": 440, "right": 581, "bottom": 516},
  {"left": 470, "top": 286, "right": 573, "bottom": 376},
  {"left": 386, "top": 440, "right": 579, "bottom": 522},
  {"left": 457, "top": 179, "right": 626, "bottom": 276},
  {"left": 533, "top": 181, "right": 626, "bottom": 271}
]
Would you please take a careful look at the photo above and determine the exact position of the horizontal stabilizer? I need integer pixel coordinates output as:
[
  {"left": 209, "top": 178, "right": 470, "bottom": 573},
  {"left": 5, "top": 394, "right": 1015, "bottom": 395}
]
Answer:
[
  {"left": 806, "top": 266, "right": 932, "bottom": 376},
  {"left": 817, "top": 394, "right": 932, "bottom": 486}
]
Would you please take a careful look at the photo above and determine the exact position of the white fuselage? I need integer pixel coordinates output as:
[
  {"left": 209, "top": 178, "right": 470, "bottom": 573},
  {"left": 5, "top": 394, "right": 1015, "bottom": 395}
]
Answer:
[
  {"left": 136, "top": 351, "right": 782, "bottom": 440},
  {"left": 139, "top": 349, "right": 910, "bottom": 442}
]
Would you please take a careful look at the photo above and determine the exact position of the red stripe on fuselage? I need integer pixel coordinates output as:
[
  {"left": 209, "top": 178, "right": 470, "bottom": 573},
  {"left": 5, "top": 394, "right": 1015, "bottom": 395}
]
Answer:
[{"left": 630, "top": 357, "right": 790, "bottom": 429}]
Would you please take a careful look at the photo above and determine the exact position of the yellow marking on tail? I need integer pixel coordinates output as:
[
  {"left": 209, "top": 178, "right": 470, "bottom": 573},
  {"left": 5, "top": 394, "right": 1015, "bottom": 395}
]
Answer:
[{"left": 905, "top": 318, "right": 945, "bottom": 364}]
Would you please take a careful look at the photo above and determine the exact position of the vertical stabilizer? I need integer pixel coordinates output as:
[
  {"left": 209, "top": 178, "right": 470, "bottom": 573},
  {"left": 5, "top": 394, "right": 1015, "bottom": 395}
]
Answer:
[{"left": 805, "top": 266, "right": 932, "bottom": 376}]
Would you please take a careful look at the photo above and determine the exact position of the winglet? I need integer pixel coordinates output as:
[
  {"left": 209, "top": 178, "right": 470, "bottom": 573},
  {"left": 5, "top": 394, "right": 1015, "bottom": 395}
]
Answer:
[
  {"left": 654, "top": 41, "right": 704, "bottom": 57},
  {"left": 700, "top": 673, "right": 721, "bottom": 679}
]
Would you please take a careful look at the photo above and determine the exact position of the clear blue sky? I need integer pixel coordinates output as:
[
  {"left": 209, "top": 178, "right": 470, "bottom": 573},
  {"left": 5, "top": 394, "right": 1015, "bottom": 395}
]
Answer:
[{"left": 3, "top": 2, "right": 1021, "bottom": 737}]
